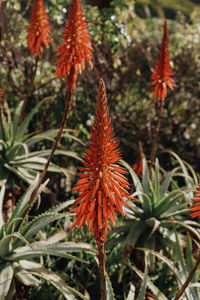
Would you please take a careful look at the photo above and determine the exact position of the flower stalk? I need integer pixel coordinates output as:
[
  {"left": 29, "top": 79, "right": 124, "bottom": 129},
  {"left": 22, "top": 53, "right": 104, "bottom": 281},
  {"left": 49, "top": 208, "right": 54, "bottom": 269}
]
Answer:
[
  {"left": 149, "top": 20, "right": 174, "bottom": 177},
  {"left": 173, "top": 185, "right": 200, "bottom": 299},
  {"left": 27, "top": 0, "right": 51, "bottom": 55},
  {"left": 20, "top": 0, "right": 93, "bottom": 224},
  {"left": 149, "top": 98, "right": 163, "bottom": 177},
  {"left": 70, "top": 79, "right": 131, "bottom": 299},
  {"left": 174, "top": 253, "right": 200, "bottom": 300},
  {"left": 98, "top": 243, "right": 107, "bottom": 300}
]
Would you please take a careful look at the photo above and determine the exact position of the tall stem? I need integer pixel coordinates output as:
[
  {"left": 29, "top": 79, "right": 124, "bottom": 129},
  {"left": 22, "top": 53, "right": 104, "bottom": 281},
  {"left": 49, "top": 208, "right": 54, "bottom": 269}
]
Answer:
[
  {"left": 20, "top": 92, "right": 73, "bottom": 226},
  {"left": 98, "top": 243, "right": 107, "bottom": 300},
  {"left": 174, "top": 252, "right": 200, "bottom": 300},
  {"left": 149, "top": 99, "right": 163, "bottom": 178}
]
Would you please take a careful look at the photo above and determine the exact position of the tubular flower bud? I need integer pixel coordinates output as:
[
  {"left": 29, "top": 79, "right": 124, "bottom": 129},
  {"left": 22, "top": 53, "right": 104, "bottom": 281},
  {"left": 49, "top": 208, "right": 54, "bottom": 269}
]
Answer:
[
  {"left": 70, "top": 79, "right": 132, "bottom": 247},
  {"left": 27, "top": 0, "right": 51, "bottom": 55},
  {"left": 55, "top": 0, "right": 93, "bottom": 93},
  {"left": 150, "top": 20, "right": 174, "bottom": 102}
]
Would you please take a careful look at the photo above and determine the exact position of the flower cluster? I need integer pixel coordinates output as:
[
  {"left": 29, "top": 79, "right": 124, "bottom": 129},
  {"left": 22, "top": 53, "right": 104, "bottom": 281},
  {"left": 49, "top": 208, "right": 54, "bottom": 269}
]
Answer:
[
  {"left": 190, "top": 184, "right": 200, "bottom": 219},
  {"left": 27, "top": 0, "right": 51, "bottom": 55},
  {"left": 151, "top": 20, "right": 174, "bottom": 102},
  {"left": 70, "top": 79, "right": 131, "bottom": 247},
  {"left": 55, "top": 0, "right": 93, "bottom": 93}
]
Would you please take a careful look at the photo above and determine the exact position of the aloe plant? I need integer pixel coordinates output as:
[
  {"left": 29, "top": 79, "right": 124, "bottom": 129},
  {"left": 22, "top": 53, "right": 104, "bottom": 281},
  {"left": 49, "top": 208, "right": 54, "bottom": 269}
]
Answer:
[
  {"left": 0, "top": 176, "right": 97, "bottom": 299},
  {"left": 0, "top": 99, "right": 82, "bottom": 188},
  {"left": 106, "top": 153, "right": 200, "bottom": 279},
  {"left": 135, "top": 231, "right": 200, "bottom": 299}
]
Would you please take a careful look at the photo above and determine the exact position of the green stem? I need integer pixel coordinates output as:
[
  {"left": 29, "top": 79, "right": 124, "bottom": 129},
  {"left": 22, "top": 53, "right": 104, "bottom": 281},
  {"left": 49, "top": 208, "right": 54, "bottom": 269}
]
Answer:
[
  {"left": 149, "top": 99, "right": 163, "bottom": 178},
  {"left": 174, "top": 252, "right": 200, "bottom": 300},
  {"left": 98, "top": 243, "right": 107, "bottom": 300},
  {"left": 19, "top": 92, "right": 73, "bottom": 227}
]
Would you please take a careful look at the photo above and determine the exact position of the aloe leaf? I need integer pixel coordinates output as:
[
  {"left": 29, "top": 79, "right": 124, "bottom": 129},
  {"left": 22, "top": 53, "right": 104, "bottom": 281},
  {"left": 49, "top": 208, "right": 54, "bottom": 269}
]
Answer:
[
  {"left": 136, "top": 255, "right": 148, "bottom": 300},
  {"left": 0, "top": 232, "right": 33, "bottom": 257},
  {"left": 124, "top": 197, "right": 144, "bottom": 217},
  {"left": 152, "top": 159, "right": 160, "bottom": 204},
  {"left": 186, "top": 236, "right": 199, "bottom": 299},
  {"left": 6, "top": 142, "right": 29, "bottom": 160},
  {"left": 142, "top": 158, "right": 150, "bottom": 195},
  {"left": 128, "top": 263, "right": 168, "bottom": 300},
  {"left": 120, "top": 160, "right": 143, "bottom": 201},
  {"left": 166, "top": 151, "right": 194, "bottom": 195},
  {"left": 4, "top": 278, "right": 15, "bottom": 300},
  {"left": 14, "top": 262, "right": 41, "bottom": 286},
  {"left": 0, "top": 184, "right": 5, "bottom": 228},
  {"left": 106, "top": 275, "right": 116, "bottom": 300},
  {"left": 16, "top": 97, "right": 53, "bottom": 140},
  {"left": 26, "top": 129, "right": 85, "bottom": 147},
  {"left": 0, "top": 264, "right": 14, "bottom": 299},
  {"left": 124, "top": 221, "right": 147, "bottom": 249},
  {"left": 160, "top": 168, "right": 179, "bottom": 198},
  {"left": 163, "top": 206, "right": 189, "bottom": 218},
  {"left": 6, "top": 248, "right": 87, "bottom": 264},
  {"left": 0, "top": 235, "right": 13, "bottom": 257},
  {"left": 162, "top": 220, "right": 200, "bottom": 241},
  {"left": 19, "top": 213, "right": 65, "bottom": 242},
  {"left": 174, "top": 231, "right": 191, "bottom": 299},
  {"left": 4, "top": 163, "right": 36, "bottom": 185},
  {"left": 7, "top": 176, "right": 48, "bottom": 234},
  {"left": 0, "top": 105, "right": 9, "bottom": 142},
  {"left": 13, "top": 150, "right": 81, "bottom": 164},
  {"left": 154, "top": 189, "right": 184, "bottom": 216},
  {"left": 31, "top": 241, "right": 97, "bottom": 254},
  {"left": 135, "top": 247, "right": 192, "bottom": 300},
  {"left": 13, "top": 100, "right": 24, "bottom": 135},
  {"left": 106, "top": 234, "right": 129, "bottom": 249},
  {"left": 175, "top": 231, "right": 187, "bottom": 275},
  {"left": 126, "top": 283, "right": 135, "bottom": 300},
  {"left": 49, "top": 199, "right": 74, "bottom": 213},
  {"left": 8, "top": 175, "right": 40, "bottom": 224},
  {"left": 136, "top": 248, "right": 182, "bottom": 283},
  {"left": 23, "top": 262, "right": 88, "bottom": 300},
  {"left": 141, "top": 192, "right": 152, "bottom": 216}
]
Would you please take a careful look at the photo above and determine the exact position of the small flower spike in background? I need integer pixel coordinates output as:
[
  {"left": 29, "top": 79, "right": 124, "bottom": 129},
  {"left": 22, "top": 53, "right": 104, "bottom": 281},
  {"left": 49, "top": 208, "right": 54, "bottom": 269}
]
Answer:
[
  {"left": 55, "top": 0, "right": 93, "bottom": 93},
  {"left": 149, "top": 20, "right": 174, "bottom": 177},
  {"left": 0, "top": 88, "right": 4, "bottom": 102},
  {"left": 150, "top": 20, "right": 174, "bottom": 102},
  {"left": 27, "top": 0, "right": 51, "bottom": 56},
  {"left": 174, "top": 184, "right": 200, "bottom": 300},
  {"left": 71, "top": 79, "right": 131, "bottom": 300},
  {"left": 24, "top": 0, "right": 93, "bottom": 226}
]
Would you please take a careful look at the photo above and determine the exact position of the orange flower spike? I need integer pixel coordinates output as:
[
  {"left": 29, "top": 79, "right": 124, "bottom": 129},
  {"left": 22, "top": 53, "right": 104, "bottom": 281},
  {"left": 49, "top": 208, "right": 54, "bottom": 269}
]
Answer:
[
  {"left": 190, "top": 184, "right": 200, "bottom": 219},
  {"left": 55, "top": 0, "right": 93, "bottom": 93},
  {"left": 71, "top": 79, "right": 131, "bottom": 247},
  {"left": 150, "top": 20, "right": 174, "bottom": 102},
  {"left": 0, "top": 88, "right": 4, "bottom": 102},
  {"left": 27, "top": 0, "right": 51, "bottom": 55}
]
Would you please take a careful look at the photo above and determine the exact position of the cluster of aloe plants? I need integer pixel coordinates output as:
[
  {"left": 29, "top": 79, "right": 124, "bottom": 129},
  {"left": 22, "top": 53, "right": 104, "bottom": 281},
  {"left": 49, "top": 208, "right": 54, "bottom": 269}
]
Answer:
[{"left": 0, "top": 0, "right": 200, "bottom": 300}]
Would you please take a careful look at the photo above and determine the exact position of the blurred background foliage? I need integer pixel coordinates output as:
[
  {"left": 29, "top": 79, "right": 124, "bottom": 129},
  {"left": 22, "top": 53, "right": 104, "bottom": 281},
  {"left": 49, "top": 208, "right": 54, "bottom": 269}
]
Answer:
[
  {"left": 0, "top": 0, "right": 200, "bottom": 172},
  {"left": 1, "top": 0, "right": 200, "bottom": 175},
  {"left": 0, "top": 0, "right": 200, "bottom": 299}
]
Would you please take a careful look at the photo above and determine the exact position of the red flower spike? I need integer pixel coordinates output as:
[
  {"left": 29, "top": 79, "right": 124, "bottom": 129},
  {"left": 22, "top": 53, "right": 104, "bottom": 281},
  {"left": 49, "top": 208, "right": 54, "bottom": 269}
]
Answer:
[
  {"left": 190, "top": 184, "right": 200, "bottom": 219},
  {"left": 0, "top": 89, "right": 4, "bottom": 102},
  {"left": 55, "top": 0, "right": 93, "bottom": 93},
  {"left": 150, "top": 20, "right": 174, "bottom": 102},
  {"left": 27, "top": 0, "right": 51, "bottom": 55},
  {"left": 70, "top": 79, "right": 131, "bottom": 247}
]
